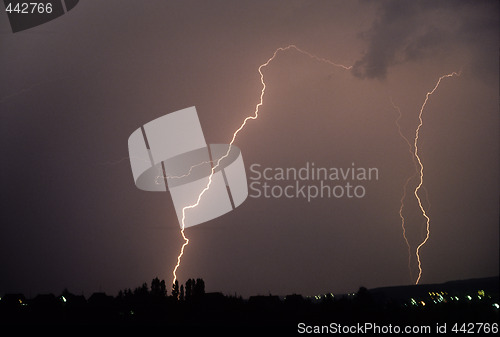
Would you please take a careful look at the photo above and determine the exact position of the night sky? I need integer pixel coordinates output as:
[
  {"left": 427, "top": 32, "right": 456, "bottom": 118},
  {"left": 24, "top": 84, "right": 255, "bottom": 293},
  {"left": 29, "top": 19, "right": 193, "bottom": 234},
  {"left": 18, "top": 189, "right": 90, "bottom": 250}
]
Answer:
[{"left": 1, "top": 0, "right": 498, "bottom": 298}]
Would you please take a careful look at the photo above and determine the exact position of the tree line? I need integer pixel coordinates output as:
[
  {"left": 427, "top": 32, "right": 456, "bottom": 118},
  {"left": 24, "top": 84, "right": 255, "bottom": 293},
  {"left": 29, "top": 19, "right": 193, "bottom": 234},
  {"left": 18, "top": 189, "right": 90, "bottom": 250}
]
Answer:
[
  {"left": 116, "top": 277, "right": 205, "bottom": 302},
  {"left": 1, "top": 277, "right": 497, "bottom": 329}
]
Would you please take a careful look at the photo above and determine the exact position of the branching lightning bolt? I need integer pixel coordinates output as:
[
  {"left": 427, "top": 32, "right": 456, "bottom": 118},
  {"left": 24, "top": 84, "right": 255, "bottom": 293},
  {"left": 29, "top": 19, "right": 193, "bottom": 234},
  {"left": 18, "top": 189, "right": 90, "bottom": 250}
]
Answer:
[
  {"left": 392, "top": 98, "right": 432, "bottom": 284},
  {"left": 99, "top": 50, "right": 459, "bottom": 288},
  {"left": 391, "top": 98, "right": 417, "bottom": 283},
  {"left": 171, "top": 45, "right": 352, "bottom": 286}
]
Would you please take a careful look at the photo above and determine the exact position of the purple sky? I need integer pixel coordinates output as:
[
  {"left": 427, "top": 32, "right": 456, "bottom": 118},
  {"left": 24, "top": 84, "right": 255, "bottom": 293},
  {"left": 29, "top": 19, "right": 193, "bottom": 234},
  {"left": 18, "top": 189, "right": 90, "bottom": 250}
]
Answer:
[{"left": 1, "top": 0, "right": 498, "bottom": 298}]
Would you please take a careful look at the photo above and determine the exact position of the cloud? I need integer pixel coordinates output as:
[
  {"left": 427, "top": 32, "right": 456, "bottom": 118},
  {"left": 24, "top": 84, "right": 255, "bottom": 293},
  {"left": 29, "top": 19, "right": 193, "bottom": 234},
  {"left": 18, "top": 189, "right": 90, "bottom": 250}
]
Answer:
[{"left": 352, "top": 0, "right": 499, "bottom": 81}]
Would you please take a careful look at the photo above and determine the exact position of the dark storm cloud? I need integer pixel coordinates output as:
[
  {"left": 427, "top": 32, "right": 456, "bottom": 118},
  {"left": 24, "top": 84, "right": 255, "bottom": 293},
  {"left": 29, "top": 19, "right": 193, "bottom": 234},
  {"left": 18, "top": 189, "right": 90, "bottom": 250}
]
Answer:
[{"left": 352, "top": 0, "right": 499, "bottom": 80}]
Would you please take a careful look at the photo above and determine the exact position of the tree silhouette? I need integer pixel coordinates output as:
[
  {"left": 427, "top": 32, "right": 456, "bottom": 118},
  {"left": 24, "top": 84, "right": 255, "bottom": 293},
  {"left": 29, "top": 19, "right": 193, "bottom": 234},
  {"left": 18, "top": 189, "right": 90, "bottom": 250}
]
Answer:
[
  {"left": 172, "top": 280, "right": 179, "bottom": 299},
  {"left": 194, "top": 278, "right": 205, "bottom": 298},
  {"left": 356, "top": 286, "right": 372, "bottom": 305},
  {"left": 134, "top": 282, "right": 148, "bottom": 297},
  {"left": 185, "top": 278, "right": 193, "bottom": 301},
  {"left": 151, "top": 277, "right": 167, "bottom": 297}
]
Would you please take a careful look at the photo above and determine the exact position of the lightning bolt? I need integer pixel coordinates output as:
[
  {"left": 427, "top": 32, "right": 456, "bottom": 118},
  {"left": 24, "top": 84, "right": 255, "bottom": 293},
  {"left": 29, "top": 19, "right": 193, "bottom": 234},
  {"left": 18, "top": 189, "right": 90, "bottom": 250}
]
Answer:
[
  {"left": 101, "top": 50, "right": 459, "bottom": 288},
  {"left": 413, "top": 71, "right": 460, "bottom": 285},
  {"left": 392, "top": 98, "right": 432, "bottom": 284},
  {"left": 171, "top": 45, "right": 352, "bottom": 286},
  {"left": 157, "top": 160, "right": 213, "bottom": 184},
  {"left": 391, "top": 98, "right": 417, "bottom": 283},
  {"left": 0, "top": 75, "right": 69, "bottom": 105},
  {"left": 112, "top": 43, "right": 457, "bottom": 288}
]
